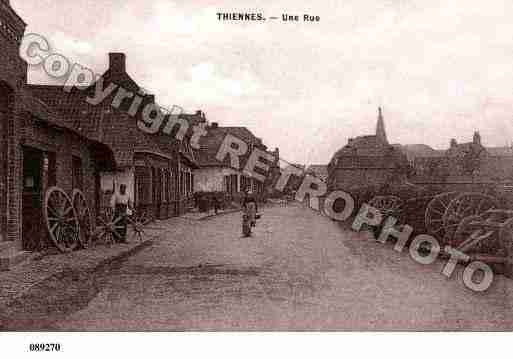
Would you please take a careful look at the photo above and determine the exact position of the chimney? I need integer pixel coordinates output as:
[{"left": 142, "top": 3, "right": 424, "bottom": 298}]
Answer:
[
  {"left": 109, "top": 53, "right": 126, "bottom": 74},
  {"left": 146, "top": 94, "right": 155, "bottom": 103},
  {"left": 194, "top": 110, "right": 207, "bottom": 122},
  {"left": 473, "top": 131, "right": 481, "bottom": 145}
]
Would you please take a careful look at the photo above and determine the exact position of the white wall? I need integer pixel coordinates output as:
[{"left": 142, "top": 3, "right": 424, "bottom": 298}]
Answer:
[
  {"left": 194, "top": 167, "right": 241, "bottom": 192},
  {"left": 100, "top": 168, "right": 135, "bottom": 199}
]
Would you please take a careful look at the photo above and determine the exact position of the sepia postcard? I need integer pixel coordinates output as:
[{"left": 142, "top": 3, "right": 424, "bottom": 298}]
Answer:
[{"left": 1, "top": 0, "right": 513, "bottom": 356}]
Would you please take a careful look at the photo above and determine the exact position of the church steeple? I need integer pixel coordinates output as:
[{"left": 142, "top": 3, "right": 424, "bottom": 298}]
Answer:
[{"left": 376, "top": 107, "right": 388, "bottom": 144}]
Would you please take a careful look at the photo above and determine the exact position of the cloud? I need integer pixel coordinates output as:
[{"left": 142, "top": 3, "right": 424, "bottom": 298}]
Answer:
[
  {"left": 51, "top": 31, "right": 93, "bottom": 55},
  {"left": 12, "top": 0, "right": 513, "bottom": 164}
]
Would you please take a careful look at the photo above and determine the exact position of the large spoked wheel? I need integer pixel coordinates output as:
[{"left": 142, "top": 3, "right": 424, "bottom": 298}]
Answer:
[
  {"left": 442, "top": 192, "right": 499, "bottom": 245},
  {"left": 43, "top": 186, "right": 80, "bottom": 253},
  {"left": 453, "top": 215, "right": 484, "bottom": 248},
  {"left": 499, "top": 217, "right": 513, "bottom": 258},
  {"left": 95, "top": 208, "right": 125, "bottom": 245},
  {"left": 128, "top": 209, "right": 152, "bottom": 241},
  {"left": 72, "top": 189, "right": 94, "bottom": 249},
  {"left": 425, "top": 192, "right": 459, "bottom": 239},
  {"left": 368, "top": 195, "right": 404, "bottom": 217}
]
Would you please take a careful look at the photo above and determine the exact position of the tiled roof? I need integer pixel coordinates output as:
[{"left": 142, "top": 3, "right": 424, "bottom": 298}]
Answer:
[
  {"left": 220, "top": 126, "right": 264, "bottom": 147},
  {"left": 20, "top": 87, "right": 117, "bottom": 169},
  {"left": 331, "top": 134, "right": 396, "bottom": 161},
  {"left": 19, "top": 90, "right": 62, "bottom": 123},
  {"left": 306, "top": 165, "right": 328, "bottom": 176},
  {"left": 101, "top": 69, "right": 140, "bottom": 93},
  {"left": 26, "top": 74, "right": 178, "bottom": 168},
  {"left": 446, "top": 142, "right": 487, "bottom": 157},
  {"left": 25, "top": 84, "right": 104, "bottom": 139},
  {"left": 98, "top": 109, "right": 172, "bottom": 167},
  {"left": 196, "top": 125, "right": 266, "bottom": 168},
  {"left": 396, "top": 144, "right": 445, "bottom": 161},
  {"left": 486, "top": 146, "right": 513, "bottom": 156},
  {"left": 179, "top": 112, "right": 207, "bottom": 127}
]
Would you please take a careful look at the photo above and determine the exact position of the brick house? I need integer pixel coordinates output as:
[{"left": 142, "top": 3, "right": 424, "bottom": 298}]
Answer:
[
  {"left": 194, "top": 122, "right": 278, "bottom": 201},
  {"left": 0, "top": 0, "right": 117, "bottom": 262},
  {"left": 327, "top": 108, "right": 409, "bottom": 193},
  {"left": 28, "top": 53, "right": 199, "bottom": 219},
  {"left": 0, "top": 0, "right": 25, "bottom": 250},
  {"left": 407, "top": 131, "right": 513, "bottom": 191}
]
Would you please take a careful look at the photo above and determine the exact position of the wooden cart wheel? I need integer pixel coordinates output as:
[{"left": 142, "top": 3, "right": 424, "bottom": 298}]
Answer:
[
  {"left": 95, "top": 207, "right": 125, "bottom": 245},
  {"left": 72, "top": 189, "right": 93, "bottom": 249},
  {"left": 453, "top": 215, "right": 486, "bottom": 248},
  {"left": 43, "top": 186, "right": 80, "bottom": 252},
  {"left": 128, "top": 209, "right": 151, "bottom": 241},
  {"left": 425, "top": 192, "right": 459, "bottom": 239},
  {"left": 499, "top": 217, "right": 513, "bottom": 259},
  {"left": 368, "top": 195, "right": 403, "bottom": 217},
  {"left": 442, "top": 192, "right": 499, "bottom": 245}
]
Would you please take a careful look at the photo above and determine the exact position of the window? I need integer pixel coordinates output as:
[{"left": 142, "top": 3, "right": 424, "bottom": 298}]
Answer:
[
  {"left": 224, "top": 175, "right": 237, "bottom": 193},
  {"left": 180, "top": 171, "right": 185, "bottom": 196},
  {"left": 151, "top": 167, "right": 158, "bottom": 204},
  {"left": 161, "top": 169, "right": 167, "bottom": 203},
  {"left": 72, "top": 156, "right": 83, "bottom": 190},
  {"left": 231, "top": 174, "right": 238, "bottom": 193},
  {"left": 187, "top": 172, "right": 192, "bottom": 195},
  {"left": 135, "top": 166, "right": 148, "bottom": 206},
  {"left": 169, "top": 171, "right": 175, "bottom": 201},
  {"left": 224, "top": 175, "right": 229, "bottom": 193},
  {"left": 186, "top": 172, "right": 190, "bottom": 195}
]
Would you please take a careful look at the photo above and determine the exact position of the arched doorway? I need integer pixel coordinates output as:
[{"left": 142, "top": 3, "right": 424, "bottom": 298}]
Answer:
[{"left": 0, "top": 81, "right": 14, "bottom": 243}]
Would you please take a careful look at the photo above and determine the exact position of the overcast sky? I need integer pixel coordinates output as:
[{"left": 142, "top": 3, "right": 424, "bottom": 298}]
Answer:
[{"left": 11, "top": 0, "right": 513, "bottom": 165}]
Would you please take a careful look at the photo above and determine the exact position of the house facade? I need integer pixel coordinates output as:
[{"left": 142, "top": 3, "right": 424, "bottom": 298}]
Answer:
[
  {"left": 0, "top": 0, "right": 25, "bottom": 249},
  {"left": 408, "top": 131, "right": 513, "bottom": 190},
  {"left": 28, "top": 53, "right": 199, "bottom": 220},
  {"left": 327, "top": 108, "right": 409, "bottom": 192},
  {"left": 194, "top": 122, "right": 278, "bottom": 201},
  {"left": 0, "top": 0, "right": 117, "bottom": 260}
]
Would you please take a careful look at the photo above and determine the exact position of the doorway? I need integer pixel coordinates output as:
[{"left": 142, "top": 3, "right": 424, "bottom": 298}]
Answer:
[{"left": 22, "top": 147, "right": 44, "bottom": 251}]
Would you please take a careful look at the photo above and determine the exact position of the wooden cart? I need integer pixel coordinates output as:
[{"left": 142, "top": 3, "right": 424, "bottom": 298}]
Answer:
[{"left": 43, "top": 186, "right": 152, "bottom": 253}]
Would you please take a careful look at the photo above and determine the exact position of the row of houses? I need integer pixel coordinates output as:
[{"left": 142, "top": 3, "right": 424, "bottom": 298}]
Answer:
[
  {"left": 326, "top": 107, "right": 513, "bottom": 194},
  {"left": 0, "top": 0, "right": 279, "bottom": 262}
]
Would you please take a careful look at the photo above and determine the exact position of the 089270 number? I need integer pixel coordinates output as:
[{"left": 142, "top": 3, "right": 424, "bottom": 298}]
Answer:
[{"left": 29, "top": 343, "right": 61, "bottom": 352}]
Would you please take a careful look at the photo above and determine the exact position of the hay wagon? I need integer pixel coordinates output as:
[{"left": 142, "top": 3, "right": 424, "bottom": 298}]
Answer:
[{"left": 367, "top": 182, "right": 513, "bottom": 267}]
